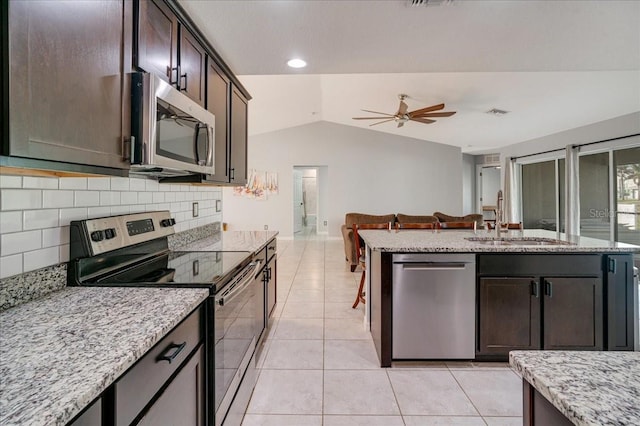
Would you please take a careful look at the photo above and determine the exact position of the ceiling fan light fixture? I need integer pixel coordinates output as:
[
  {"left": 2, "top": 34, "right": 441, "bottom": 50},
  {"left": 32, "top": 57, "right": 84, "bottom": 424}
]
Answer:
[{"left": 287, "top": 58, "right": 307, "bottom": 68}]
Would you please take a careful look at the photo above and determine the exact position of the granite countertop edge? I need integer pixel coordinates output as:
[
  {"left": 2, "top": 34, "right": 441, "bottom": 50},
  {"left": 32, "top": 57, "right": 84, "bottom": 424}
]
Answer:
[
  {"left": 0, "top": 287, "right": 209, "bottom": 426},
  {"left": 178, "top": 230, "right": 279, "bottom": 254}
]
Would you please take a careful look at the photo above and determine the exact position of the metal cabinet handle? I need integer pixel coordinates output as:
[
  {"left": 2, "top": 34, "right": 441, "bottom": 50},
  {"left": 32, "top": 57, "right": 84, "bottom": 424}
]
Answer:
[
  {"left": 169, "top": 66, "right": 181, "bottom": 88},
  {"left": 608, "top": 257, "right": 616, "bottom": 273},
  {"left": 544, "top": 280, "right": 553, "bottom": 298},
  {"left": 157, "top": 342, "right": 186, "bottom": 364},
  {"left": 531, "top": 281, "right": 539, "bottom": 298},
  {"left": 230, "top": 168, "right": 235, "bottom": 180},
  {"left": 180, "top": 73, "right": 188, "bottom": 91}
]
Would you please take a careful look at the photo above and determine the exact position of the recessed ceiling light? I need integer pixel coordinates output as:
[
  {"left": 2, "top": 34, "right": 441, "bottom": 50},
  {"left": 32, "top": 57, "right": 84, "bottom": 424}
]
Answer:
[{"left": 287, "top": 58, "right": 307, "bottom": 68}]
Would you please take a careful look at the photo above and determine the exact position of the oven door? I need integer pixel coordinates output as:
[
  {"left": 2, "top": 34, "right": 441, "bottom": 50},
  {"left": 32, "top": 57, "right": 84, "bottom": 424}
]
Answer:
[{"left": 214, "top": 261, "right": 261, "bottom": 426}]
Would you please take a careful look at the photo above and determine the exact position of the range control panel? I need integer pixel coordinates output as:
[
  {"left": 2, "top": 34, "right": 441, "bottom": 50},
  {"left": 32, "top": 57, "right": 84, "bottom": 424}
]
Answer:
[{"left": 70, "top": 211, "right": 176, "bottom": 258}]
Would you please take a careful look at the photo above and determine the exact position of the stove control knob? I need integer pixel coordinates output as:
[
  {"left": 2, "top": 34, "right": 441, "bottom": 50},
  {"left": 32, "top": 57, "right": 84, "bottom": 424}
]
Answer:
[
  {"left": 90, "top": 230, "right": 105, "bottom": 242},
  {"left": 104, "top": 228, "right": 117, "bottom": 240},
  {"left": 160, "top": 218, "right": 176, "bottom": 227}
]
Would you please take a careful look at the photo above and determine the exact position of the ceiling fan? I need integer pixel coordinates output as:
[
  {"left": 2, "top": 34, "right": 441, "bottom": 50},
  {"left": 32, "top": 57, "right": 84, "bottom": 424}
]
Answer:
[{"left": 353, "top": 94, "right": 456, "bottom": 128}]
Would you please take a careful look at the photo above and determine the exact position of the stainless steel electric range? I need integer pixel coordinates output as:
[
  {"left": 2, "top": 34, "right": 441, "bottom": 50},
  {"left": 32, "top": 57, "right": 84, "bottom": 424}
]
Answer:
[{"left": 67, "top": 211, "right": 264, "bottom": 426}]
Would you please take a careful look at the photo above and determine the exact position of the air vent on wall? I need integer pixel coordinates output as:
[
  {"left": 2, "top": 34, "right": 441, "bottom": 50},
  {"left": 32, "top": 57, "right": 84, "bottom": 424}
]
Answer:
[
  {"left": 485, "top": 108, "right": 509, "bottom": 116},
  {"left": 407, "top": 0, "right": 454, "bottom": 6},
  {"left": 483, "top": 154, "right": 500, "bottom": 165}
]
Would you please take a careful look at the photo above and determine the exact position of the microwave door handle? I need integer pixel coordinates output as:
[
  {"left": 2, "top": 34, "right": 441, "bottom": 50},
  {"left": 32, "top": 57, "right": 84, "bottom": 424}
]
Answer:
[{"left": 206, "top": 124, "right": 214, "bottom": 167}]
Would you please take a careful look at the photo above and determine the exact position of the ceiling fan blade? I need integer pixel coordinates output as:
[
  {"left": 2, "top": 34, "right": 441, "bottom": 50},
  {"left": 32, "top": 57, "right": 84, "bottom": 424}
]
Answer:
[
  {"left": 413, "top": 111, "right": 456, "bottom": 118},
  {"left": 410, "top": 117, "right": 436, "bottom": 124},
  {"left": 408, "top": 103, "right": 445, "bottom": 117},
  {"left": 398, "top": 100, "right": 408, "bottom": 115},
  {"left": 361, "top": 109, "right": 395, "bottom": 117},
  {"left": 369, "top": 119, "right": 395, "bottom": 127},
  {"left": 353, "top": 116, "right": 394, "bottom": 120}
]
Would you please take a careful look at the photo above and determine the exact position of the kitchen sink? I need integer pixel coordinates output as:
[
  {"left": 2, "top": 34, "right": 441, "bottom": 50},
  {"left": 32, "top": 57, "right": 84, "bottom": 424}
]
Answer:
[{"left": 466, "top": 237, "right": 575, "bottom": 246}]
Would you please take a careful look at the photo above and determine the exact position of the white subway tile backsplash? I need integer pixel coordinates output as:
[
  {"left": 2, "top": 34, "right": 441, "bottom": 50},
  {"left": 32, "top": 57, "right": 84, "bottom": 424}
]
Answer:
[
  {"left": 74, "top": 190, "right": 101, "bottom": 207},
  {"left": 86, "top": 207, "right": 111, "bottom": 219},
  {"left": 1, "top": 189, "right": 42, "bottom": 211},
  {"left": 120, "top": 192, "right": 138, "bottom": 204},
  {"left": 0, "top": 211, "right": 23, "bottom": 233},
  {"left": 59, "top": 208, "right": 88, "bottom": 226},
  {"left": 129, "top": 177, "right": 147, "bottom": 191},
  {"left": 24, "top": 210, "right": 59, "bottom": 230},
  {"left": 0, "top": 175, "right": 22, "bottom": 188},
  {"left": 59, "top": 177, "right": 88, "bottom": 190},
  {"left": 59, "top": 244, "right": 70, "bottom": 263},
  {"left": 87, "top": 177, "right": 110, "bottom": 190},
  {"left": 100, "top": 191, "right": 121, "bottom": 206},
  {"left": 43, "top": 226, "right": 70, "bottom": 247},
  {"left": 23, "top": 177, "right": 59, "bottom": 189},
  {"left": 110, "top": 177, "right": 130, "bottom": 191},
  {"left": 138, "top": 192, "right": 152, "bottom": 204},
  {"left": 43, "top": 190, "right": 74, "bottom": 208},
  {"left": 23, "top": 246, "right": 59, "bottom": 271},
  {"left": 1, "top": 230, "right": 41, "bottom": 256},
  {"left": 0, "top": 254, "right": 23, "bottom": 278},
  {"left": 1, "top": 175, "right": 224, "bottom": 276}
]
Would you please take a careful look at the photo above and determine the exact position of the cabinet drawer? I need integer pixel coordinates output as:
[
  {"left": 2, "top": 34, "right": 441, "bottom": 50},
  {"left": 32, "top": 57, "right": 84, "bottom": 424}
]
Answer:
[
  {"left": 478, "top": 254, "right": 602, "bottom": 276},
  {"left": 266, "top": 238, "right": 277, "bottom": 261},
  {"left": 115, "top": 306, "right": 202, "bottom": 426}
]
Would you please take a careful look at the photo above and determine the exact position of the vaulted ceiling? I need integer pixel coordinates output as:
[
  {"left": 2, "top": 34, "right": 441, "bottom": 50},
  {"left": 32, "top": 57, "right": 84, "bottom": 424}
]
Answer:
[{"left": 179, "top": 0, "right": 640, "bottom": 153}]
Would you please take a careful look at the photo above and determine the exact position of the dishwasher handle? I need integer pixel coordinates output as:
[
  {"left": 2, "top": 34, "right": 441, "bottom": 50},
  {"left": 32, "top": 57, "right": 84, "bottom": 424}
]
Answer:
[{"left": 398, "top": 262, "right": 472, "bottom": 271}]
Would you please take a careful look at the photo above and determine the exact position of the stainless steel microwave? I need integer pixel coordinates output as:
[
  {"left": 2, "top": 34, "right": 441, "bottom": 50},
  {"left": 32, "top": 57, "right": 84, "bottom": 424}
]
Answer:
[{"left": 130, "top": 72, "right": 215, "bottom": 177}]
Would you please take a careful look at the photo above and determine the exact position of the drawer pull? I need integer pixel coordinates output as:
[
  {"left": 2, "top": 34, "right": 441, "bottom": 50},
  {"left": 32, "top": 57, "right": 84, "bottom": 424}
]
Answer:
[{"left": 157, "top": 342, "right": 186, "bottom": 364}]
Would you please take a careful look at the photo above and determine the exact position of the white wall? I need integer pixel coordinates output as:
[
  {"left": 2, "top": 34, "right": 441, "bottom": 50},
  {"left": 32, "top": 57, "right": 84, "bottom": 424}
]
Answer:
[
  {"left": 462, "top": 154, "right": 476, "bottom": 214},
  {"left": 222, "top": 121, "right": 463, "bottom": 238},
  {"left": 500, "top": 112, "right": 640, "bottom": 160}
]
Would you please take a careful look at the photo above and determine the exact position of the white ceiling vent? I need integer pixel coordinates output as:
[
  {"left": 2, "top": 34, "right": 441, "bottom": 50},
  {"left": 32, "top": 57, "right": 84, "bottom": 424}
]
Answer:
[
  {"left": 485, "top": 108, "right": 509, "bottom": 116},
  {"left": 483, "top": 154, "right": 501, "bottom": 165},
  {"left": 407, "top": 0, "right": 454, "bottom": 7}
]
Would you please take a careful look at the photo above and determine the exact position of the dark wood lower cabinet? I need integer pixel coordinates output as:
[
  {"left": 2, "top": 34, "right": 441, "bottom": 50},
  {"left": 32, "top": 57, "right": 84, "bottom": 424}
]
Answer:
[
  {"left": 542, "top": 277, "right": 603, "bottom": 350},
  {"left": 478, "top": 277, "right": 540, "bottom": 354},
  {"left": 138, "top": 345, "right": 205, "bottom": 426},
  {"left": 68, "top": 398, "right": 102, "bottom": 426},
  {"left": 523, "top": 381, "right": 573, "bottom": 426}
]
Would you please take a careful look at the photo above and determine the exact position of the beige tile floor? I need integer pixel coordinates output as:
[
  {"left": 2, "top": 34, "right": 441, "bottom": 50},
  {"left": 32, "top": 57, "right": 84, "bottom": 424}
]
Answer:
[{"left": 242, "top": 229, "right": 523, "bottom": 426}]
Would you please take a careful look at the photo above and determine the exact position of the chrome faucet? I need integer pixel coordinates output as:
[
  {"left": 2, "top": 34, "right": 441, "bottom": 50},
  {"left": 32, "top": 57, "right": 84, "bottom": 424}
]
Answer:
[{"left": 495, "top": 190, "right": 504, "bottom": 236}]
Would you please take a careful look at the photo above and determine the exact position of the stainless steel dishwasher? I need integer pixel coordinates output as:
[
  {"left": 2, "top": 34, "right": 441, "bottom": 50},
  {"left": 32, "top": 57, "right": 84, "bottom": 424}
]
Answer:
[{"left": 392, "top": 253, "right": 476, "bottom": 359}]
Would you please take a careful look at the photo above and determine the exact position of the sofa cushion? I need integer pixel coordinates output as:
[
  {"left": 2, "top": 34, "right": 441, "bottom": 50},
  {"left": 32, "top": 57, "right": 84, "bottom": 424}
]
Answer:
[
  {"left": 396, "top": 214, "right": 438, "bottom": 224},
  {"left": 344, "top": 213, "right": 395, "bottom": 229},
  {"left": 433, "top": 212, "right": 484, "bottom": 226}
]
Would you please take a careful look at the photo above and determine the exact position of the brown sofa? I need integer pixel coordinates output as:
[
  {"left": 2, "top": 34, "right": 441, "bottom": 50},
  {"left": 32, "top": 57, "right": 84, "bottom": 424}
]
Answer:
[
  {"left": 342, "top": 212, "right": 484, "bottom": 271},
  {"left": 342, "top": 213, "right": 395, "bottom": 272}
]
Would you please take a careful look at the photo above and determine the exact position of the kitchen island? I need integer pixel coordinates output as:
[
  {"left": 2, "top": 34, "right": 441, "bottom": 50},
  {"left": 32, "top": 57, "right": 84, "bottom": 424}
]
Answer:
[
  {"left": 509, "top": 350, "right": 640, "bottom": 425},
  {"left": 358, "top": 228, "right": 639, "bottom": 366}
]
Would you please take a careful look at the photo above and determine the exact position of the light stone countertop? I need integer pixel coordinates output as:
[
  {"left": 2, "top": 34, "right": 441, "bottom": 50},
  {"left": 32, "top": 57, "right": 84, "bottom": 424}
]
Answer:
[
  {"left": 0, "top": 287, "right": 209, "bottom": 426},
  {"left": 180, "top": 230, "right": 279, "bottom": 254},
  {"left": 358, "top": 228, "right": 640, "bottom": 253},
  {"left": 510, "top": 351, "right": 640, "bottom": 426}
]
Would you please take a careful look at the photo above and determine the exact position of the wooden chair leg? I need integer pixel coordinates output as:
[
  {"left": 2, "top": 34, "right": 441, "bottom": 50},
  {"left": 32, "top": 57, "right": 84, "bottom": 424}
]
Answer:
[{"left": 352, "top": 270, "right": 366, "bottom": 309}]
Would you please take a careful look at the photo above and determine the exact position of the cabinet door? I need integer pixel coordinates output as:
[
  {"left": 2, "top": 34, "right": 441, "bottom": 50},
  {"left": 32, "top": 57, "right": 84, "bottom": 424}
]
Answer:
[
  {"left": 138, "top": 345, "right": 205, "bottom": 426},
  {"left": 267, "top": 257, "right": 277, "bottom": 317},
  {"left": 229, "top": 85, "right": 248, "bottom": 185},
  {"left": 178, "top": 27, "right": 206, "bottom": 106},
  {"left": 8, "top": 0, "right": 128, "bottom": 170},
  {"left": 204, "top": 58, "right": 230, "bottom": 183},
  {"left": 136, "top": 0, "right": 178, "bottom": 83},
  {"left": 606, "top": 254, "right": 634, "bottom": 350},
  {"left": 542, "top": 277, "right": 603, "bottom": 350},
  {"left": 478, "top": 277, "right": 540, "bottom": 355}
]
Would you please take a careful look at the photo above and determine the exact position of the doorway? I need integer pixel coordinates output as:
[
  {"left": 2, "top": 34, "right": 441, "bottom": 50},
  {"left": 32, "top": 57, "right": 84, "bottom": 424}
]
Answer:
[
  {"left": 476, "top": 165, "right": 501, "bottom": 222},
  {"left": 293, "top": 166, "right": 328, "bottom": 237}
]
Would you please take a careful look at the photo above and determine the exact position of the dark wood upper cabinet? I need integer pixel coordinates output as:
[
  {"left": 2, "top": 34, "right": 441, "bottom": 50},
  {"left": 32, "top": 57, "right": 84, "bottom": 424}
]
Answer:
[
  {"left": 178, "top": 27, "right": 206, "bottom": 107},
  {"left": 230, "top": 85, "right": 248, "bottom": 185},
  {"left": 136, "top": 0, "right": 177, "bottom": 83},
  {"left": 5, "top": 0, "right": 131, "bottom": 173},
  {"left": 205, "top": 59, "right": 230, "bottom": 183}
]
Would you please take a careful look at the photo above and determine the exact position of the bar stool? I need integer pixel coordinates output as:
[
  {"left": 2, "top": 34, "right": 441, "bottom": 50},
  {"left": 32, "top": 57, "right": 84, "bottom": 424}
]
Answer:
[{"left": 352, "top": 223, "right": 389, "bottom": 309}]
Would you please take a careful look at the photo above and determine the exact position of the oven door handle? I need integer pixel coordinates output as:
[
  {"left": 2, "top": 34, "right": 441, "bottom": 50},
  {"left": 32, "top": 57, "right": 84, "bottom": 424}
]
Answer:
[{"left": 215, "top": 261, "right": 261, "bottom": 307}]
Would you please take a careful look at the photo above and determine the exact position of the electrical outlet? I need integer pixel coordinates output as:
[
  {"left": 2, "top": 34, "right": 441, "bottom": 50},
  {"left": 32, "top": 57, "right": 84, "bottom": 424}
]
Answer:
[
  {"left": 264, "top": 225, "right": 268, "bottom": 230},
  {"left": 192, "top": 202, "right": 199, "bottom": 217},
  {"left": 323, "top": 220, "right": 328, "bottom": 226}
]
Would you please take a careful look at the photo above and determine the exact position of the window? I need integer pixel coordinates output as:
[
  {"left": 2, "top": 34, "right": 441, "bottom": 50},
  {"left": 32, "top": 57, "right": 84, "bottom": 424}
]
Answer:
[
  {"left": 614, "top": 147, "right": 640, "bottom": 245},
  {"left": 522, "top": 161, "right": 557, "bottom": 230},
  {"left": 580, "top": 152, "right": 610, "bottom": 240}
]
